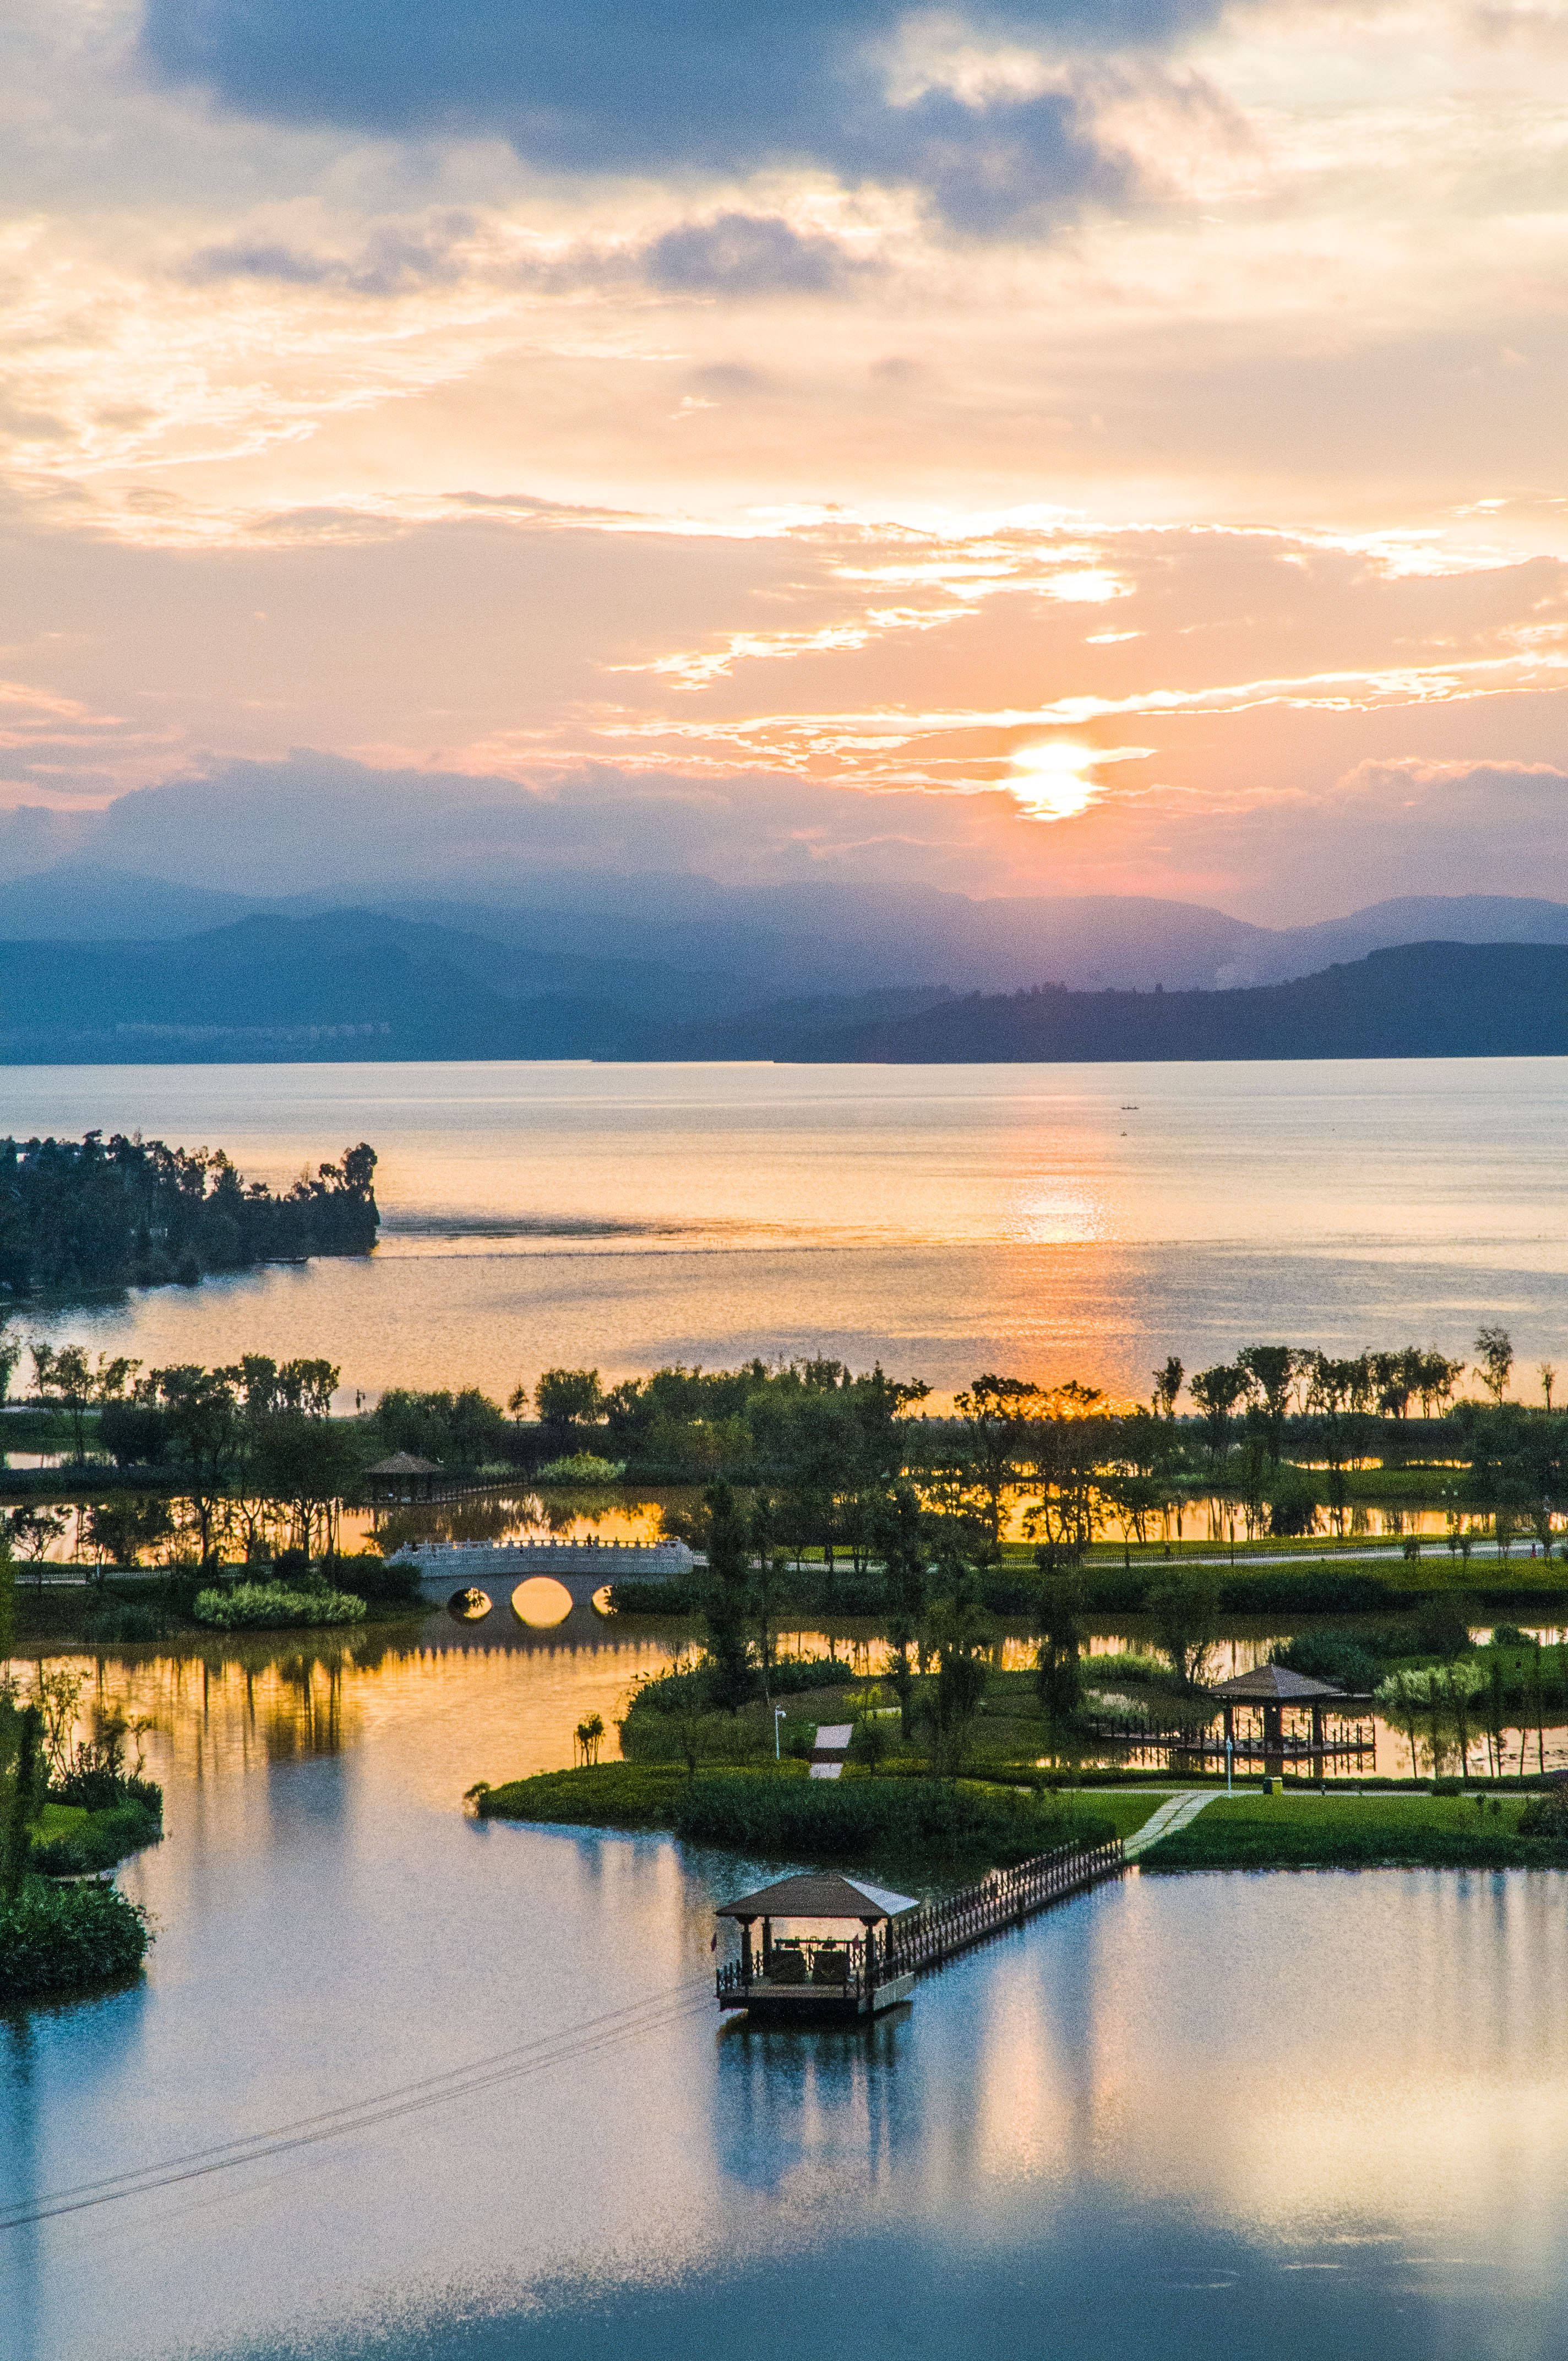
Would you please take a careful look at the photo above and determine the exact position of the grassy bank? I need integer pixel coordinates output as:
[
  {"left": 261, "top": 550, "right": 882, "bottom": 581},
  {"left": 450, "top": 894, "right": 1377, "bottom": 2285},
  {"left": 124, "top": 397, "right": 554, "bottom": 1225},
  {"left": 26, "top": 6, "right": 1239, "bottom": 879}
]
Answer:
[
  {"left": 11, "top": 1569, "right": 429, "bottom": 1647},
  {"left": 29, "top": 1790, "right": 163, "bottom": 1876},
  {"left": 1142, "top": 1791, "right": 1568, "bottom": 1872},
  {"left": 471, "top": 1761, "right": 1129, "bottom": 1885}
]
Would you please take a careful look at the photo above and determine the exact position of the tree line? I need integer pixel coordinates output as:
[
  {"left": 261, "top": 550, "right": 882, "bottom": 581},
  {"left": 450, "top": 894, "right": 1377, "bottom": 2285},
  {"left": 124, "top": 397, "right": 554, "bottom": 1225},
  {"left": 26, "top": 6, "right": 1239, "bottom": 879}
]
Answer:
[
  {"left": 5, "top": 1325, "right": 1563, "bottom": 1579},
  {"left": 0, "top": 1131, "right": 379, "bottom": 1296}
]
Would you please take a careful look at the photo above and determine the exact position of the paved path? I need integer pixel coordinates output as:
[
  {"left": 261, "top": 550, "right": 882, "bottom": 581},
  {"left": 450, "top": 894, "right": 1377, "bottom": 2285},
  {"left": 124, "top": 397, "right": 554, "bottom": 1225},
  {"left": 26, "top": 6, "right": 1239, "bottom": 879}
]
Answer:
[{"left": 1122, "top": 1789, "right": 1218, "bottom": 1860}]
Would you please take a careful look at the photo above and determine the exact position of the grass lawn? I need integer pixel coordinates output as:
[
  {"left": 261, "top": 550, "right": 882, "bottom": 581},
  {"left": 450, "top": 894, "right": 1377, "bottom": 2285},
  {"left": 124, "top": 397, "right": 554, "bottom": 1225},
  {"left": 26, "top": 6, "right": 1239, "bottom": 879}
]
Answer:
[
  {"left": 35, "top": 1803, "right": 87, "bottom": 1843},
  {"left": 1142, "top": 1789, "right": 1567, "bottom": 1871},
  {"left": 471, "top": 1760, "right": 809, "bottom": 1830}
]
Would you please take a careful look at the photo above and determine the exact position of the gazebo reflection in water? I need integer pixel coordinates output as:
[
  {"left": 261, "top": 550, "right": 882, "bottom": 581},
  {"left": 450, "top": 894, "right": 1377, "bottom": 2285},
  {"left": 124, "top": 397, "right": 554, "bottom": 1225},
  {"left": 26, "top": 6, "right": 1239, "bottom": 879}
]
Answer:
[{"left": 715, "top": 1873, "right": 921, "bottom": 2020}]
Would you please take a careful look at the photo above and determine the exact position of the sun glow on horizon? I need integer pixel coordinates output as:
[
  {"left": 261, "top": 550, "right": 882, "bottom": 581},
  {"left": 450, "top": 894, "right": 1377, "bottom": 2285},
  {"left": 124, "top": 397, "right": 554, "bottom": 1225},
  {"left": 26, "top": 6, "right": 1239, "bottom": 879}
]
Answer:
[{"left": 1006, "top": 740, "right": 1102, "bottom": 821}]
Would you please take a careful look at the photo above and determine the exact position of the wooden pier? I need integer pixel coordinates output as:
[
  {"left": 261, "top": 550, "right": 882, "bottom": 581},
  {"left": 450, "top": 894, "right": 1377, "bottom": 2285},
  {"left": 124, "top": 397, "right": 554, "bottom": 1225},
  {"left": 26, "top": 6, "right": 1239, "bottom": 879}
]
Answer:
[{"left": 715, "top": 1835, "right": 1125, "bottom": 2020}]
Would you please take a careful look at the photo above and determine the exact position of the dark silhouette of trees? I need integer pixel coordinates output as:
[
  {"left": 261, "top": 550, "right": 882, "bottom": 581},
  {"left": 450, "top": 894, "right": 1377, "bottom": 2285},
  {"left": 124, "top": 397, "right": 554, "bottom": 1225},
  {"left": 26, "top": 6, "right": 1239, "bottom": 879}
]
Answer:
[{"left": 0, "top": 1132, "right": 377, "bottom": 1293}]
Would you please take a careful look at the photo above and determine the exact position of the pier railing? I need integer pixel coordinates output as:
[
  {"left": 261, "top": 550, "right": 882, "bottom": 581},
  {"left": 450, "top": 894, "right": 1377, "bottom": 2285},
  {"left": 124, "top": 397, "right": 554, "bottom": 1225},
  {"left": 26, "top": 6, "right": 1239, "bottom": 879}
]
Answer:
[
  {"left": 716, "top": 1834, "right": 1124, "bottom": 2009},
  {"left": 884, "top": 1836, "right": 1124, "bottom": 1982}
]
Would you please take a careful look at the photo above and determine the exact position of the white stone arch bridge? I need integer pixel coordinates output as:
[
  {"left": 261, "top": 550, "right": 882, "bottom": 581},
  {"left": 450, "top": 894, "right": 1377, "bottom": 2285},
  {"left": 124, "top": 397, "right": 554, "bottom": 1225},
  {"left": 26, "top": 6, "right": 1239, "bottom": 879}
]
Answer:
[{"left": 391, "top": 1539, "right": 694, "bottom": 1623}]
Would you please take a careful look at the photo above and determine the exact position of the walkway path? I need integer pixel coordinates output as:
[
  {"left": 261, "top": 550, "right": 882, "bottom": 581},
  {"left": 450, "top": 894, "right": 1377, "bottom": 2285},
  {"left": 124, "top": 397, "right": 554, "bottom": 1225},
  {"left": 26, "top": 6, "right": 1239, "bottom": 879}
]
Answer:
[{"left": 1123, "top": 1789, "right": 1218, "bottom": 1860}]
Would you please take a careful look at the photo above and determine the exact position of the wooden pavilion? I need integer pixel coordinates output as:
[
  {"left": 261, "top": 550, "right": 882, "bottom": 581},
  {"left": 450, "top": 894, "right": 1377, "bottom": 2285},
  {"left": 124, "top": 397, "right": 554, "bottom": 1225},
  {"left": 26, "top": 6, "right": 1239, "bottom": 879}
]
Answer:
[
  {"left": 715, "top": 1872, "right": 920, "bottom": 2019},
  {"left": 366, "top": 1452, "right": 444, "bottom": 1504},
  {"left": 1208, "top": 1663, "right": 1354, "bottom": 1777}
]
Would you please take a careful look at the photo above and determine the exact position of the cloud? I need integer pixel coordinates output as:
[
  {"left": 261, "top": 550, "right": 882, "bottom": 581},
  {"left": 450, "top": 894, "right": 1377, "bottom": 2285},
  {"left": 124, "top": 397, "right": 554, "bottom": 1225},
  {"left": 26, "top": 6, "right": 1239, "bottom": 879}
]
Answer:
[
  {"left": 12, "top": 739, "right": 1568, "bottom": 926},
  {"left": 644, "top": 214, "right": 865, "bottom": 294},
  {"left": 41, "top": 749, "right": 1045, "bottom": 895},
  {"left": 185, "top": 208, "right": 869, "bottom": 301},
  {"left": 138, "top": 0, "right": 1221, "bottom": 228},
  {"left": 187, "top": 214, "right": 478, "bottom": 295}
]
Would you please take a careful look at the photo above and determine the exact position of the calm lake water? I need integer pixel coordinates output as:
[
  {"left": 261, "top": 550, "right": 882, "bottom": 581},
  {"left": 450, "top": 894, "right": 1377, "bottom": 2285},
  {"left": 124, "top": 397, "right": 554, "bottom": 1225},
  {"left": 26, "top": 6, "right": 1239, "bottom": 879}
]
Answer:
[
  {"left": 9, "top": 1057, "right": 1568, "bottom": 1401},
  {"left": 4, "top": 1623, "right": 1568, "bottom": 2361}
]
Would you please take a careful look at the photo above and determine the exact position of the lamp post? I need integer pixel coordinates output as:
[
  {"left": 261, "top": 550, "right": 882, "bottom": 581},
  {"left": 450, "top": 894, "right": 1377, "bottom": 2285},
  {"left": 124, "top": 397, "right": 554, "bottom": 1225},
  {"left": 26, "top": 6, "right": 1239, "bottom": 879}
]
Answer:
[{"left": 775, "top": 1706, "right": 786, "bottom": 1761}]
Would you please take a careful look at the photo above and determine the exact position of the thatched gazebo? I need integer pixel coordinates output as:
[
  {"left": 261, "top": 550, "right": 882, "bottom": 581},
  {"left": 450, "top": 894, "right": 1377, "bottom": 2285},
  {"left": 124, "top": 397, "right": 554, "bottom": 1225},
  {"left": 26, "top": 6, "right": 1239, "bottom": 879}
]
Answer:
[{"left": 366, "top": 1452, "right": 443, "bottom": 1504}]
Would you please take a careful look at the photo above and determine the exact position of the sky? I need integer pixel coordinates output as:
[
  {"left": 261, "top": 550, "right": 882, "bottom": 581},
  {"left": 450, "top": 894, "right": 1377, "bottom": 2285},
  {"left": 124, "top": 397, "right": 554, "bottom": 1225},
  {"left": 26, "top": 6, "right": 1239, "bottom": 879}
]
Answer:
[{"left": 3, "top": 0, "right": 1568, "bottom": 922}]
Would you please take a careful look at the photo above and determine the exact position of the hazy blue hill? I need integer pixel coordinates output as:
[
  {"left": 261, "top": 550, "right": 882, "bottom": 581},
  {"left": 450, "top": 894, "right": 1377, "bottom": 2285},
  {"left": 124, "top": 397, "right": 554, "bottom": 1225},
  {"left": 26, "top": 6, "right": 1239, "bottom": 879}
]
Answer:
[
  {"left": 781, "top": 942, "right": 1568, "bottom": 1063},
  {"left": 5, "top": 861, "right": 1568, "bottom": 1004},
  {"left": 3, "top": 906, "right": 1567, "bottom": 1064},
  {"left": 0, "top": 913, "right": 637, "bottom": 1062}
]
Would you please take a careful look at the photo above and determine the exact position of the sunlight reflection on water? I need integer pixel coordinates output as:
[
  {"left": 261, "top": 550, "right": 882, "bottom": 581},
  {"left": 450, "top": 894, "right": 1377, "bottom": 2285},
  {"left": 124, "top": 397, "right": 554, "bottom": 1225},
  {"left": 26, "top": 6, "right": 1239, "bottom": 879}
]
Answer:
[{"left": 7, "top": 1057, "right": 1566, "bottom": 1404}]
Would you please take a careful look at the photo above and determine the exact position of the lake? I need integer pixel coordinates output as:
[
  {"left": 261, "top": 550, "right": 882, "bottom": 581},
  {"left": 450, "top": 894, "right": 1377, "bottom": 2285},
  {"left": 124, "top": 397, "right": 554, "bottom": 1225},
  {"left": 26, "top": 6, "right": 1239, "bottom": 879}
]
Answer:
[
  {"left": 10, "top": 1056, "right": 1568, "bottom": 1402},
  {"left": 4, "top": 1624, "right": 1568, "bottom": 2361}
]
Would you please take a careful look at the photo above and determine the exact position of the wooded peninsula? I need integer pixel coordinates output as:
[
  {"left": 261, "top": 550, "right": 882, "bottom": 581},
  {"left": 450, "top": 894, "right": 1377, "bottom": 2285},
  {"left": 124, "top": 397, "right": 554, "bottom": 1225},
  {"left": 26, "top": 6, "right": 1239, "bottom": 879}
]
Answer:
[{"left": 0, "top": 1133, "right": 379, "bottom": 1292}]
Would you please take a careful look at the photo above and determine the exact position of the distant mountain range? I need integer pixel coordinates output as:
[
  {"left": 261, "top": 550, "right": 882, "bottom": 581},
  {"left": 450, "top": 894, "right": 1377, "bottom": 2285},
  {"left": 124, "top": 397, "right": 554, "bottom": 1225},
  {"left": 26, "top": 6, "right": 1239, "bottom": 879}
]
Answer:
[
  {"left": 2, "top": 902, "right": 1565, "bottom": 1063},
  {"left": 660, "top": 943, "right": 1568, "bottom": 1064},
  {"left": 7, "top": 858, "right": 1568, "bottom": 1000}
]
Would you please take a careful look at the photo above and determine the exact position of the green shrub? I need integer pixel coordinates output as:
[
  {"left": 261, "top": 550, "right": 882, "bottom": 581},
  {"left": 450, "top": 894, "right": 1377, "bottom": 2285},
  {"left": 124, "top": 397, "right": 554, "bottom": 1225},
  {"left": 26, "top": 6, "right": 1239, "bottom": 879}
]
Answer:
[
  {"left": 473, "top": 1762, "right": 693, "bottom": 1829},
  {"left": 1273, "top": 1634, "right": 1387, "bottom": 1693},
  {"left": 1147, "top": 1815, "right": 1554, "bottom": 1872},
  {"left": 83, "top": 1604, "right": 166, "bottom": 1644},
  {"left": 0, "top": 1878, "right": 151, "bottom": 2003},
  {"left": 1518, "top": 1786, "right": 1568, "bottom": 1840},
  {"left": 192, "top": 1581, "right": 368, "bottom": 1630},
  {"left": 338, "top": 1554, "right": 423, "bottom": 1606},
  {"left": 536, "top": 1453, "right": 626, "bottom": 1484},
  {"left": 672, "top": 1774, "right": 1114, "bottom": 1872},
  {"left": 1217, "top": 1570, "right": 1396, "bottom": 1614},
  {"left": 1409, "top": 1590, "right": 1479, "bottom": 1658}
]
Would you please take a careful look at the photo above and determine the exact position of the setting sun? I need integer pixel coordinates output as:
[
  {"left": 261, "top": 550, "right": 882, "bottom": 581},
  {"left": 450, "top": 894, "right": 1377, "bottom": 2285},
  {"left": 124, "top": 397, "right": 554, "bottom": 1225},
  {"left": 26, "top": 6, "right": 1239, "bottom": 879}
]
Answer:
[{"left": 1006, "top": 741, "right": 1102, "bottom": 821}]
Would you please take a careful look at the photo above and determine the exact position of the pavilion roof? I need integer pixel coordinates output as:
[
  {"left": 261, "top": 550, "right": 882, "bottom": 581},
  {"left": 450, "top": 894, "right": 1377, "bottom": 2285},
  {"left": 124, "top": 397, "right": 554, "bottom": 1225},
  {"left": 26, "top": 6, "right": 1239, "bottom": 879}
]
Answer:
[
  {"left": 715, "top": 1873, "right": 921, "bottom": 1923},
  {"left": 366, "top": 1452, "right": 444, "bottom": 1475},
  {"left": 1208, "top": 1665, "right": 1345, "bottom": 1701}
]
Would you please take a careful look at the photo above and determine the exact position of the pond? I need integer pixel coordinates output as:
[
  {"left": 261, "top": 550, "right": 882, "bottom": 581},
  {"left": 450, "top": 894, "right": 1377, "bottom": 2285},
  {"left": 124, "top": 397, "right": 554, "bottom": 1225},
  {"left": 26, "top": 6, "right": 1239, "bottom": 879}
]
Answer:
[{"left": 4, "top": 1621, "right": 1568, "bottom": 2360}]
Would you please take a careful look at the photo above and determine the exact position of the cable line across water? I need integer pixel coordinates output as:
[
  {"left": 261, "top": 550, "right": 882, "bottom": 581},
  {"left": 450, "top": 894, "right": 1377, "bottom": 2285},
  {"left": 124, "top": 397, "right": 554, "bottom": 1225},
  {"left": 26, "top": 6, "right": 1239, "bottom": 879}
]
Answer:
[{"left": 0, "top": 1981, "right": 712, "bottom": 2233}]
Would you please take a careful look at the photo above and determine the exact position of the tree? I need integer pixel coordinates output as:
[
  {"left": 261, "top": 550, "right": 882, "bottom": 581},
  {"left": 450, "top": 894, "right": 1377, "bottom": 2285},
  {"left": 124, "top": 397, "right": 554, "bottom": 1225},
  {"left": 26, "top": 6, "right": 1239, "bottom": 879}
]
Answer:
[
  {"left": 1023, "top": 1381, "right": 1109, "bottom": 1564},
  {"left": 5, "top": 1504, "right": 68, "bottom": 1587},
  {"left": 31, "top": 1342, "right": 95, "bottom": 1464},
  {"left": 1541, "top": 1364, "right": 1557, "bottom": 1414},
  {"left": 0, "top": 1702, "right": 43, "bottom": 1902},
  {"left": 1035, "top": 1563, "right": 1084, "bottom": 1727},
  {"left": 155, "top": 1364, "right": 242, "bottom": 1563},
  {"left": 951, "top": 1374, "right": 1044, "bottom": 1546},
  {"left": 1189, "top": 1364, "right": 1248, "bottom": 1459},
  {"left": 1235, "top": 1343, "right": 1299, "bottom": 1459},
  {"left": 921, "top": 1548, "right": 993, "bottom": 1776},
  {"left": 702, "top": 1479, "right": 753, "bottom": 1713},
  {"left": 0, "top": 1531, "right": 13, "bottom": 1662},
  {"left": 575, "top": 1712, "right": 606, "bottom": 1766},
  {"left": 0, "top": 1315, "right": 19, "bottom": 1405},
  {"left": 875, "top": 1481, "right": 929, "bottom": 1739},
  {"left": 81, "top": 1497, "right": 176, "bottom": 1582},
  {"left": 535, "top": 1368, "right": 605, "bottom": 1440},
  {"left": 1475, "top": 1323, "right": 1514, "bottom": 1404},
  {"left": 1147, "top": 1566, "right": 1219, "bottom": 1688},
  {"left": 747, "top": 1493, "right": 782, "bottom": 1706},
  {"left": 248, "top": 1412, "right": 362, "bottom": 1562},
  {"left": 1151, "top": 1357, "right": 1183, "bottom": 1418}
]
